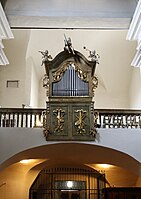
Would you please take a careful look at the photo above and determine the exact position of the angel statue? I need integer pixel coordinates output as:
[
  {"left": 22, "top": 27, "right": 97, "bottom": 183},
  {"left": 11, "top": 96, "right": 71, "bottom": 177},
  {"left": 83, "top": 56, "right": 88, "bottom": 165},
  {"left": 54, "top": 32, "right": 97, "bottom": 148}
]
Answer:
[
  {"left": 83, "top": 46, "right": 100, "bottom": 63},
  {"left": 39, "top": 50, "right": 52, "bottom": 65}
]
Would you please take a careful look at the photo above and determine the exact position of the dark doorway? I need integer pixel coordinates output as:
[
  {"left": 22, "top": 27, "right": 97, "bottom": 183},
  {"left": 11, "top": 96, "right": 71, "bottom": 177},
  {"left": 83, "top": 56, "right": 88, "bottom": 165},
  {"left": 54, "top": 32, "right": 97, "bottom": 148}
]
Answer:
[{"left": 60, "top": 191, "right": 80, "bottom": 199}]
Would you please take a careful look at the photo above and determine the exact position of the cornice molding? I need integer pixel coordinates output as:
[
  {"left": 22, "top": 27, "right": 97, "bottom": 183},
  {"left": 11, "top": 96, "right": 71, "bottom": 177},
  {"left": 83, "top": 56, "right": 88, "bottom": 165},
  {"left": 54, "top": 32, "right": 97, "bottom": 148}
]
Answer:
[
  {"left": 0, "top": 2, "right": 14, "bottom": 65},
  {"left": 0, "top": 3, "right": 13, "bottom": 39},
  {"left": 127, "top": 0, "right": 141, "bottom": 67},
  {"left": 0, "top": 48, "right": 9, "bottom": 65},
  {"left": 127, "top": 0, "right": 141, "bottom": 40}
]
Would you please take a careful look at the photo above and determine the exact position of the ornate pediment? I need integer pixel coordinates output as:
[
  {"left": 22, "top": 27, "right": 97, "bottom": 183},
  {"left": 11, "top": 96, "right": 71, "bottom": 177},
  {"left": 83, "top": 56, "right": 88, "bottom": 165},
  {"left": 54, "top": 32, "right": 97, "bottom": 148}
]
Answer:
[{"left": 44, "top": 49, "right": 97, "bottom": 76}]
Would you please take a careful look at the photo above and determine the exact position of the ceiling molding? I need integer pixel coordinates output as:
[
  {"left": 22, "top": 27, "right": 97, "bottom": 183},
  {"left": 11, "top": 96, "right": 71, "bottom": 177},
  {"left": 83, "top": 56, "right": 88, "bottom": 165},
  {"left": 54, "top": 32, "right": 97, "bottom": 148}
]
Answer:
[
  {"left": 0, "top": 40, "right": 4, "bottom": 48},
  {"left": 0, "top": 48, "right": 9, "bottom": 65},
  {"left": 6, "top": 15, "right": 131, "bottom": 30},
  {"left": 127, "top": 0, "right": 141, "bottom": 67},
  {"left": 0, "top": 3, "right": 13, "bottom": 39},
  {"left": 126, "top": 0, "right": 141, "bottom": 40},
  {"left": 1, "top": 0, "right": 7, "bottom": 8},
  {"left": 0, "top": 3, "right": 13, "bottom": 65}
]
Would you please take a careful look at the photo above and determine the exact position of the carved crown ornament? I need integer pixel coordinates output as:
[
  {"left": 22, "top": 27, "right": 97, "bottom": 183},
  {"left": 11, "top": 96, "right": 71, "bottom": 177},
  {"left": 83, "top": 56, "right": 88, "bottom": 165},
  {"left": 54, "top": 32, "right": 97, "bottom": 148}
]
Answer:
[{"left": 40, "top": 35, "right": 99, "bottom": 141}]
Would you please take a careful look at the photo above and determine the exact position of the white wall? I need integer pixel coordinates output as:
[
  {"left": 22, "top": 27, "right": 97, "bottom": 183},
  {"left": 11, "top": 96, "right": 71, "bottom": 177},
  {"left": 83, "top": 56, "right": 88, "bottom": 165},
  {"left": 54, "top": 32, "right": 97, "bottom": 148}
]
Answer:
[
  {"left": 0, "top": 29, "right": 40, "bottom": 108},
  {"left": 38, "top": 77, "right": 46, "bottom": 108},
  {"left": 129, "top": 67, "right": 141, "bottom": 108},
  {"left": 95, "top": 84, "right": 130, "bottom": 109},
  {"left": 25, "top": 56, "right": 39, "bottom": 108},
  {"left": 24, "top": 57, "right": 32, "bottom": 106},
  {"left": 0, "top": 29, "right": 137, "bottom": 109},
  {"left": 0, "top": 29, "right": 30, "bottom": 108},
  {"left": 0, "top": 128, "right": 141, "bottom": 168},
  {"left": 30, "top": 61, "right": 39, "bottom": 107}
]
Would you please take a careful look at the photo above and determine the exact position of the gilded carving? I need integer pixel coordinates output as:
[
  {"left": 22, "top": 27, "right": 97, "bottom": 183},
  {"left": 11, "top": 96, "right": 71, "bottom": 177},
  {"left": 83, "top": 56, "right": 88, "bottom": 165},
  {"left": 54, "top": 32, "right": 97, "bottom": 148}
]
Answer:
[
  {"left": 53, "top": 63, "right": 70, "bottom": 82},
  {"left": 75, "top": 109, "right": 87, "bottom": 134},
  {"left": 42, "top": 74, "right": 49, "bottom": 97},
  {"left": 94, "top": 111, "right": 99, "bottom": 128},
  {"left": 90, "top": 128, "right": 97, "bottom": 138},
  {"left": 75, "top": 64, "right": 88, "bottom": 82},
  {"left": 53, "top": 108, "right": 65, "bottom": 133},
  {"left": 42, "top": 111, "right": 50, "bottom": 139},
  {"left": 53, "top": 62, "right": 88, "bottom": 83},
  {"left": 92, "top": 75, "right": 98, "bottom": 96}
]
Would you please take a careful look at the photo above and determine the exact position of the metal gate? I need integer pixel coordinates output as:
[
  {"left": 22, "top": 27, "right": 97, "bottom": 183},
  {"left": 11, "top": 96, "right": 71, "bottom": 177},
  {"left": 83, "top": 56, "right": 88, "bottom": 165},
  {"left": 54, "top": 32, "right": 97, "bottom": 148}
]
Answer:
[{"left": 29, "top": 167, "right": 106, "bottom": 199}]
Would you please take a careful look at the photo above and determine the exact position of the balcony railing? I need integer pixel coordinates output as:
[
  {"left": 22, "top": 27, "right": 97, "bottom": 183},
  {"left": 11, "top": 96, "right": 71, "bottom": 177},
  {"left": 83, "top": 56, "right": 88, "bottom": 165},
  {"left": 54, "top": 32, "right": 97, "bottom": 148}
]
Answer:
[
  {"left": 96, "top": 109, "right": 141, "bottom": 129},
  {"left": 0, "top": 108, "right": 43, "bottom": 128},
  {"left": 0, "top": 108, "right": 141, "bottom": 129}
]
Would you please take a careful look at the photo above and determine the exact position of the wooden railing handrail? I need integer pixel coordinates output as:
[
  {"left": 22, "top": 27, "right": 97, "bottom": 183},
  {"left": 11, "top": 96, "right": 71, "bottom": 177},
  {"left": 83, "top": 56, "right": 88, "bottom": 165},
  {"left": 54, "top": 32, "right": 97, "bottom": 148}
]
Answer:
[
  {"left": 0, "top": 108, "right": 44, "bottom": 114},
  {"left": 96, "top": 109, "right": 141, "bottom": 114},
  {"left": 0, "top": 108, "right": 141, "bottom": 113}
]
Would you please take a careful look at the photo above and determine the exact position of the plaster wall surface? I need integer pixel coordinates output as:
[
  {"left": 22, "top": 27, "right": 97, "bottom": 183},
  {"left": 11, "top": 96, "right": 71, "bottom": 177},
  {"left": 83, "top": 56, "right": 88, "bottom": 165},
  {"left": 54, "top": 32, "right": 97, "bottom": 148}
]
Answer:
[
  {"left": 0, "top": 29, "right": 137, "bottom": 108},
  {"left": 129, "top": 67, "right": 141, "bottom": 108},
  {"left": 0, "top": 30, "right": 30, "bottom": 108},
  {"left": 0, "top": 127, "right": 141, "bottom": 169}
]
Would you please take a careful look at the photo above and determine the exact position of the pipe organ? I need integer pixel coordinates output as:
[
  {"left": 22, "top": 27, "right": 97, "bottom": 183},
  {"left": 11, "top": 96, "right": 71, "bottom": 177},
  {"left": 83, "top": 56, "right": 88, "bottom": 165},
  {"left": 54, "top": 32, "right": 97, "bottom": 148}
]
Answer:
[{"left": 41, "top": 37, "right": 99, "bottom": 141}]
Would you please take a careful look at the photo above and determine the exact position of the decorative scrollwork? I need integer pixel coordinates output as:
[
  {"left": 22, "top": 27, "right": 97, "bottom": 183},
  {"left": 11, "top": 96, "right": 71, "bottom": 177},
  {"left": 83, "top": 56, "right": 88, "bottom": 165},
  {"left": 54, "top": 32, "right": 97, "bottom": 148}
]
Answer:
[
  {"left": 75, "top": 109, "right": 87, "bottom": 135},
  {"left": 89, "top": 110, "right": 99, "bottom": 138},
  {"left": 90, "top": 128, "right": 97, "bottom": 138},
  {"left": 92, "top": 75, "right": 98, "bottom": 96},
  {"left": 94, "top": 111, "right": 99, "bottom": 128},
  {"left": 53, "top": 62, "right": 89, "bottom": 83},
  {"left": 74, "top": 64, "right": 88, "bottom": 82},
  {"left": 53, "top": 63, "right": 69, "bottom": 82},
  {"left": 53, "top": 108, "right": 65, "bottom": 134},
  {"left": 42, "top": 74, "right": 50, "bottom": 97},
  {"left": 42, "top": 111, "right": 50, "bottom": 139}
]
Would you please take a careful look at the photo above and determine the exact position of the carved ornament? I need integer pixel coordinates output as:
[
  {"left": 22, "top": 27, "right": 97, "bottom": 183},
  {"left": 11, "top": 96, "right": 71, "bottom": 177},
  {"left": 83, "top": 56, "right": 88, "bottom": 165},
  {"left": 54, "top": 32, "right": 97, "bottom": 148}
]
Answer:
[
  {"left": 53, "top": 108, "right": 65, "bottom": 134},
  {"left": 75, "top": 109, "right": 87, "bottom": 135},
  {"left": 92, "top": 76, "right": 98, "bottom": 96},
  {"left": 53, "top": 62, "right": 88, "bottom": 83}
]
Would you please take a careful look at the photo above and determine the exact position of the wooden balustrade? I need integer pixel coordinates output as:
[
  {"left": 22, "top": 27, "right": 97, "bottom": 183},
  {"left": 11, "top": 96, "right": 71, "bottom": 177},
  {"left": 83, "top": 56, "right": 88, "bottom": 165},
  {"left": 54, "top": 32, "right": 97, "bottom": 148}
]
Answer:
[
  {"left": 0, "top": 108, "right": 43, "bottom": 128},
  {"left": 0, "top": 108, "right": 141, "bottom": 129}
]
